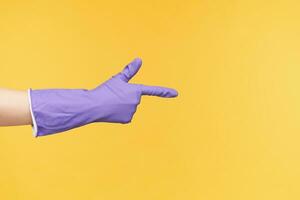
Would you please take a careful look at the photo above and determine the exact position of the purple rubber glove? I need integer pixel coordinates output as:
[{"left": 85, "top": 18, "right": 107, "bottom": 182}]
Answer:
[{"left": 28, "top": 58, "right": 178, "bottom": 137}]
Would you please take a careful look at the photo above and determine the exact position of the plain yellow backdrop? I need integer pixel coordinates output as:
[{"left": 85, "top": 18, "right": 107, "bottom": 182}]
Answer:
[{"left": 1, "top": 0, "right": 300, "bottom": 199}]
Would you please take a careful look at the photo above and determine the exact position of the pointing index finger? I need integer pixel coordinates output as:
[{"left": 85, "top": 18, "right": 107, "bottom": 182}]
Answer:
[{"left": 138, "top": 84, "right": 178, "bottom": 98}]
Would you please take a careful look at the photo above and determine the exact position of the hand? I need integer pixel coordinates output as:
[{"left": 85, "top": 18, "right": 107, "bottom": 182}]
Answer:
[
  {"left": 89, "top": 58, "right": 178, "bottom": 123},
  {"left": 29, "top": 58, "right": 178, "bottom": 137}
]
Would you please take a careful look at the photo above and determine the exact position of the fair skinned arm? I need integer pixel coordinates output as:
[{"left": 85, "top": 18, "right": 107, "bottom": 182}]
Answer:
[{"left": 0, "top": 88, "right": 32, "bottom": 126}]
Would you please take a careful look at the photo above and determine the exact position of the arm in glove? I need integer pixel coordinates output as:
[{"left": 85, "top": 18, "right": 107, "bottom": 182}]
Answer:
[{"left": 28, "top": 58, "right": 178, "bottom": 137}]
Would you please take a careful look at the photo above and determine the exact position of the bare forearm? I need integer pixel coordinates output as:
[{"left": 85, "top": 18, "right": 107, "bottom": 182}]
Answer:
[{"left": 0, "top": 88, "right": 33, "bottom": 126}]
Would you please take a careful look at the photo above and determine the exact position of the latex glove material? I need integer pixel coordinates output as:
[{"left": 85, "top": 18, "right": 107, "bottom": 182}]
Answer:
[{"left": 29, "top": 58, "right": 178, "bottom": 137}]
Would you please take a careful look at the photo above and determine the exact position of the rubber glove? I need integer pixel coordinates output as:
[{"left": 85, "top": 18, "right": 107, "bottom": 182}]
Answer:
[{"left": 28, "top": 58, "right": 178, "bottom": 137}]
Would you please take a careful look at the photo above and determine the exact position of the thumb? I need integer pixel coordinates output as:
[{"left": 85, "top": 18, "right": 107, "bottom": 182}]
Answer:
[
  {"left": 115, "top": 58, "right": 142, "bottom": 82},
  {"left": 138, "top": 84, "right": 178, "bottom": 98}
]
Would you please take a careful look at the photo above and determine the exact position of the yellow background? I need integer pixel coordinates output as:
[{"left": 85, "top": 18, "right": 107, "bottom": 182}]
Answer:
[{"left": 1, "top": 0, "right": 300, "bottom": 199}]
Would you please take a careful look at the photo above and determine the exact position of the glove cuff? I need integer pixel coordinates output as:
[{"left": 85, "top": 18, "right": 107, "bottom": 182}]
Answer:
[
  {"left": 27, "top": 88, "right": 38, "bottom": 137},
  {"left": 28, "top": 88, "right": 95, "bottom": 137}
]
